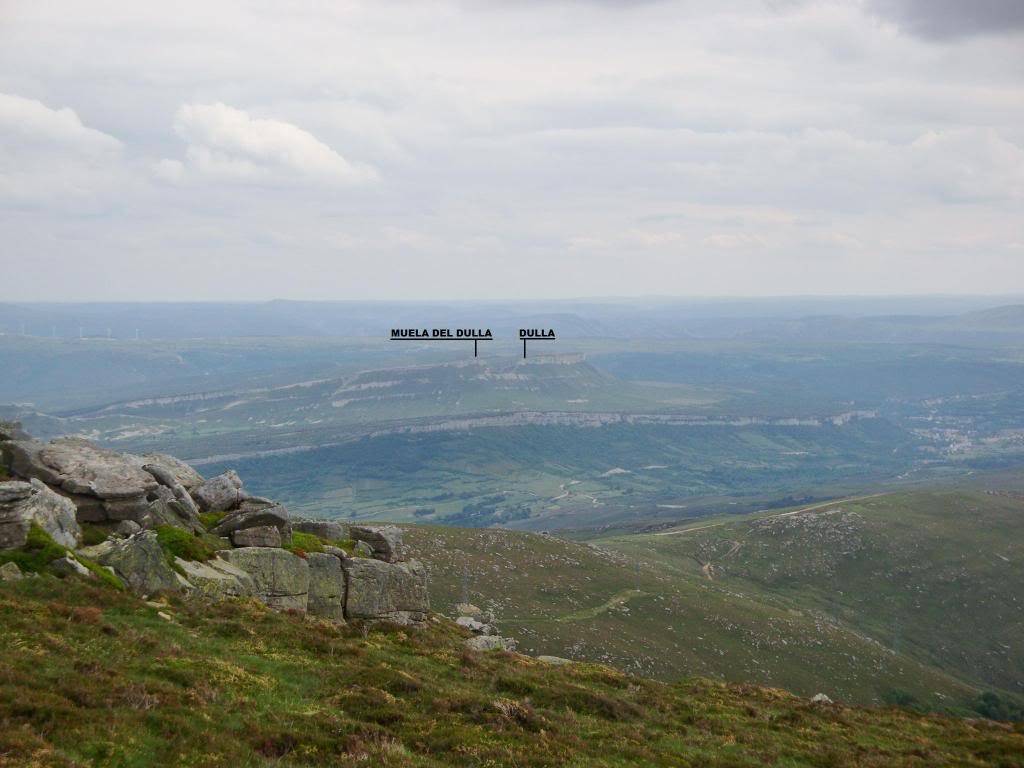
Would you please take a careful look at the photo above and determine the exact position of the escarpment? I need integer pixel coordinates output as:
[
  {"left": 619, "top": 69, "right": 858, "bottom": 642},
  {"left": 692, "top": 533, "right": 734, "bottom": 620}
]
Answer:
[{"left": 0, "top": 420, "right": 429, "bottom": 624}]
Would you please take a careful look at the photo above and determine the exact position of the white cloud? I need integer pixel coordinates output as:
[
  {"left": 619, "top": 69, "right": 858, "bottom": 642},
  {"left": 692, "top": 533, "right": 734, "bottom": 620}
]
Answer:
[
  {"left": 0, "top": 92, "right": 121, "bottom": 153},
  {"left": 0, "top": 92, "right": 126, "bottom": 208},
  {"left": 160, "top": 102, "right": 377, "bottom": 186}
]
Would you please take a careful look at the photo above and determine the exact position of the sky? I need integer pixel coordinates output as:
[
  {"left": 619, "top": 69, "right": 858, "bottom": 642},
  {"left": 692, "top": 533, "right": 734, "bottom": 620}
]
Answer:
[{"left": 0, "top": 0, "right": 1022, "bottom": 301}]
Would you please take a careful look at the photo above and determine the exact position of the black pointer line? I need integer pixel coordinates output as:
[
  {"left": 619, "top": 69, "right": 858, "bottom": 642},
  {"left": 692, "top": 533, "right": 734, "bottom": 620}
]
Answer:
[{"left": 521, "top": 336, "right": 557, "bottom": 358}]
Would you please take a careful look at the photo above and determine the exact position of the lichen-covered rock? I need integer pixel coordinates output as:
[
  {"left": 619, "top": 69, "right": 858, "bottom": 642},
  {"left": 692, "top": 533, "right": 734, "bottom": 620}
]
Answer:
[
  {"left": 140, "top": 486, "right": 204, "bottom": 534},
  {"left": 456, "top": 616, "right": 496, "bottom": 635},
  {"left": 211, "top": 500, "right": 290, "bottom": 539},
  {"left": 143, "top": 463, "right": 202, "bottom": 522},
  {"left": 2, "top": 439, "right": 64, "bottom": 485},
  {"left": 341, "top": 557, "right": 428, "bottom": 623},
  {"left": 293, "top": 519, "right": 347, "bottom": 542},
  {"left": 218, "top": 547, "right": 309, "bottom": 612},
  {"left": 92, "top": 530, "right": 181, "bottom": 596},
  {"left": 230, "top": 525, "right": 281, "bottom": 548},
  {"left": 116, "top": 519, "right": 142, "bottom": 537},
  {"left": 0, "top": 562, "right": 23, "bottom": 581},
  {"left": 137, "top": 453, "right": 204, "bottom": 491},
  {"left": 465, "top": 635, "right": 517, "bottom": 652},
  {"left": 307, "top": 552, "right": 345, "bottom": 621},
  {"left": 103, "top": 496, "right": 152, "bottom": 522},
  {"left": 175, "top": 557, "right": 255, "bottom": 600},
  {"left": 38, "top": 437, "right": 158, "bottom": 500},
  {"left": 0, "top": 479, "right": 81, "bottom": 550},
  {"left": 193, "top": 471, "right": 244, "bottom": 513},
  {"left": 349, "top": 525, "right": 404, "bottom": 562}
]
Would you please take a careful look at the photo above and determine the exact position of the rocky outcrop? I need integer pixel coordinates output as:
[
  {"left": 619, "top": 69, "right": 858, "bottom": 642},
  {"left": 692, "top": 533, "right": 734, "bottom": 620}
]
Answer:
[
  {"left": 1, "top": 425, "right": 433, "bottom": 626},
  {"left": 293, "top": 519, "right": 347, "bottom": 542},
  {"left": 0, "top": 479, "right": 81, "bottom": 550},
  {"left": 38, "top": 437, "right": 158, "bottom": 500},
  {"left": 340, "top": 556, "right": 429, "bottom": 623},
  {"left": 175, "top": 557, "right": 255, "bottom": 601},
  {"left": 0, "top": 432, "right": 207, "bottom": 532},
  {"left": 193, "top": 471, "right": 245, "bottom": 513},
  {"left": 349, "top": 525, "right": 403, "bottom": 563},
  {"left": 85, "top": 531, "right": 181, "bottom": 596},
  {"left": 218, "top": 547, "right": 309, "bottom": 612},
  {"left": 307, "top": 552, "right": 345, "bottom": 621}
]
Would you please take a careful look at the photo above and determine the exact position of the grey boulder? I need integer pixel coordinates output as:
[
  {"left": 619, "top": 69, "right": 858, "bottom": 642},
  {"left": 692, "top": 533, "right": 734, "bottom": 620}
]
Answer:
[
  {"left": 306, "top": 552, "right": 345, "bottom": 621},
  {"left": 230, "top": 525, "right": 282, "bottom": 548},
  {"left": 0, "top": 561, "right": 23, "bottom": 581},
  {"left": 536, "top": 655, "right": 573, "bottom": 666},
  {"left": 455, "top": 616, "right": 496, "bottom": 635},
  {"left": 91, "top": 530, "right": 181, "bottom": 596},
  {"left": 349, "top": 525, "right": 403, "bottom": 563},
  {"left": 137, "top": 453, "right": 204, "bottom": 491},
  {"left": 143, "top": 463, "right": 202, "bottom": 520},
  {"left": 212, "top": 500, "right": 290, "bottom": 538},
  {"left": 175, "top": 557, "right": 255, "bottom": 600},
  {"left": 193, "top": 471, "right": 245, "bottom": 513},
  {"left": 0, "top": 479, "right": 81, "bottom": 550},
  {"left": 341, "top": 556, "right": 428, "bottom": 623},
  {"left": 38, "top": 437, "right": 158, "bottom": 500},
  {"left": 115, "top": 519, "right": 143, "bottom": 537},
  {"left": 465, "top": 635, "right": 517, "bottom": 652},
  {"left": 218, "top": 547, "right": 309, "bottom": 612},
  {"left": 140, "top": 486, "right": 204, "bottom": 534},
  {"left": 293, "top": 519, "right": 347, "bottom": 542}
]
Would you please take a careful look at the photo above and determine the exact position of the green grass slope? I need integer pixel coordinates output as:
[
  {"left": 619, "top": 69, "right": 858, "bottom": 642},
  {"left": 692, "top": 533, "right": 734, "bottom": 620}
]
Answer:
[
  {"left": 616, "top": 491, "right": 1024, "bottom": 700},
  {"left": 403, "top": 512, "right": 999, "bottom": 711},
  {"left": 1, "top": 578, "right": 1021, "bottom": 767}
]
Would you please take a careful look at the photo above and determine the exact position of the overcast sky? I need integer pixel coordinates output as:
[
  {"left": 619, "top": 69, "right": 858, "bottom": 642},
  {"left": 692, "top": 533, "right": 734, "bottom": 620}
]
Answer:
[{"left": 1, "top": 1, "right": 1022, "bottom": 301}]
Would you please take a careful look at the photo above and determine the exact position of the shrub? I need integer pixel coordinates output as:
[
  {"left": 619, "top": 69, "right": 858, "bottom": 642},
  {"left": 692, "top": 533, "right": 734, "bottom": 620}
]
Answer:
[
  {"left": 198, "top": 511, "right": 226, "bottom": 530},
  {"left": 80, "top": 523, "right": 113, "bottom": 547},
  {"left": 155, "top": 526, "right": 216, "bottom": 563},
  {"left": 0, "top": 522, "right": 67, "bottom": 573},
  {"left": 973, "top": 691, "right": 1024, "bottom": 722},
  {"left": 77, "top": 556, "right": 126, "bottom": 591},
  {"left": 284, "top": 532, "right": 324, "bottom": 556}
]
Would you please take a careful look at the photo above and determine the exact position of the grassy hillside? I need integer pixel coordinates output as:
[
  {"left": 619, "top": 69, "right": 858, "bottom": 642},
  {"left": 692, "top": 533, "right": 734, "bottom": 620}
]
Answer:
[
  {"left": 1, "top": 577, "right": 1021, "bottom": 767},
  {"left": 613, "top": 491, "right": 1024, "bottom": 698},
  {"left": 402, "top": 490, "right": 1024, "bottom": 711}
]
